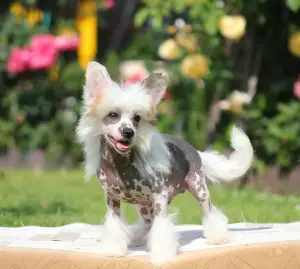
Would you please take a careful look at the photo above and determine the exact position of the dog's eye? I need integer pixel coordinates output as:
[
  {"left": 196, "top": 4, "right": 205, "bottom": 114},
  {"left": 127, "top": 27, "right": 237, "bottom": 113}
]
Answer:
[
  {"left": 108, "top": 112, "right": 118, "bottom": 118},
  {"left": 133, "top": 115, "right": 141, "bottom": 123}
]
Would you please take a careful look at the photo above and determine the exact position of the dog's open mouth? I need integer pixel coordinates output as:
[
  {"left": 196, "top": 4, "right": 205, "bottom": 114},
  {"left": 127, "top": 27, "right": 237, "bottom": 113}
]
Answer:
[{"left": 107, "top": 135, "right": 131, "bottom": 152}]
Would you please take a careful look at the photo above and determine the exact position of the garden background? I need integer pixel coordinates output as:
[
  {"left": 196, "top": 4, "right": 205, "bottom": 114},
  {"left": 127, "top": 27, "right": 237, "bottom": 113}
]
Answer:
[{"left": 1, "top": 0, "right": 300, "bottom": 227}]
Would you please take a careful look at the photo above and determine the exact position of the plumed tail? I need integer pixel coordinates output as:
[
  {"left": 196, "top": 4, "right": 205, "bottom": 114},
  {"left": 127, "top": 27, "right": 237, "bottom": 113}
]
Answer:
[{"left": 199, "top": 126, "right": 254, "bottom": 184}]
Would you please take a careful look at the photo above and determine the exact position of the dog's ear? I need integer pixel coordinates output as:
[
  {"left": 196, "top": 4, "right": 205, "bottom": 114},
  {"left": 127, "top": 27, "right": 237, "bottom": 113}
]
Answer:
[
  {"left": 142, "top": 73, "right": 168, "bottom": 106},
  {"left": 85, "top": 61, "right": 112, "bottom": 100}
]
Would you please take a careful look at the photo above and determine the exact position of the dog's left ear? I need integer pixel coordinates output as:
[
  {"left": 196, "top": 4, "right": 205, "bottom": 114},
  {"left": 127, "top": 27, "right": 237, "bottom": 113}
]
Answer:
[{"left": 142, "top": 73, "right": 168, "bottom": 106}]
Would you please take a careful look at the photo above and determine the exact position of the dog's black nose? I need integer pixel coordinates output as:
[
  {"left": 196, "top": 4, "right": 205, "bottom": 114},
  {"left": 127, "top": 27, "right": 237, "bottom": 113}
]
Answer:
[{"left": 122, "top": 127, "right": 134, "bottom": 139}]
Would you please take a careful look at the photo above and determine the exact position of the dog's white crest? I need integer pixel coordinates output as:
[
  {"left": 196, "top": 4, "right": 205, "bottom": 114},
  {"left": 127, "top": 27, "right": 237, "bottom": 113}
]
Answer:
[{"left": 76, "top": 61, "right": 171, "bottom": 181}]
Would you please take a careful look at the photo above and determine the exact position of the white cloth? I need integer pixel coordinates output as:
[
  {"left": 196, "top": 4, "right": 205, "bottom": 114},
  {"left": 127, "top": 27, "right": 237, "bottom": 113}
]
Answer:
[{"left": 1, "top": 222, "right": 300, "bottom": 255}]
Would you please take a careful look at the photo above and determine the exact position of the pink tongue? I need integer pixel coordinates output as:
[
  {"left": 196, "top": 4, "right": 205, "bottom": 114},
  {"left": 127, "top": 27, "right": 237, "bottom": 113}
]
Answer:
[{"left": 116, "top": 142, "right": 129, "bottom": 151}]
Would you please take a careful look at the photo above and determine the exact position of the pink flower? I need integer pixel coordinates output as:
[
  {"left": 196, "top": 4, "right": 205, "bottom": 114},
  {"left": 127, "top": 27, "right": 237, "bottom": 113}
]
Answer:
[
  {"left": 294, "top": 77, "right": 300, "bottom": 99},
  {"left": 55, "top": 34, "right": 80, "bottom": 51},
  {"left": 6, "top": 47, "right": 31, "bottom": 74},
  {"left": 104, "top": 0, "right": 115, "bottom": 8},
  {"left": 124, "top": 73, "right": 144, "bottom": 85},
  {"left": 27, "top": 34, "right": 58, "bottom": 71}
]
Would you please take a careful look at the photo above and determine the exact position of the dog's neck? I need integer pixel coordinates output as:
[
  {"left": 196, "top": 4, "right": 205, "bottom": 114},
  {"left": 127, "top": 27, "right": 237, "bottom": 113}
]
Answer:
[{"left": 98, "top": 130, "right": 172, "bottom": 181}]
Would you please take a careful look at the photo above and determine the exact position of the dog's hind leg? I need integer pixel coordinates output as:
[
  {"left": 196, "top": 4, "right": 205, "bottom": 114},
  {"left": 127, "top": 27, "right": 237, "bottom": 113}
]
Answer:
[
  {"left": 99, "top": 193, "right": 130, "bottom": 256},
  {"left": 186, "top": 169, "right": 230, "bottom": 245},
  {"left": 129, "top": 203, "right": 154, "bottom": 247}
]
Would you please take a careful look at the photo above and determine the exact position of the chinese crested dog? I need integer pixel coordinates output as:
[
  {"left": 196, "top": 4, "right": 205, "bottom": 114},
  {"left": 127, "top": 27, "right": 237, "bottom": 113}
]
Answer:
[{"left": 76, "top": 61, "right": 254, "bottom": 265}]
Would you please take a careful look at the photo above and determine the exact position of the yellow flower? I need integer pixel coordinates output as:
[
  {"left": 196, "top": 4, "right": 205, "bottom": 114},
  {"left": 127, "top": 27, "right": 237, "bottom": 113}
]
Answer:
[
  {"left": 27, "top": 8, "right": 44, "bottom": 26},
  {"left": 219, "top": 15, "right": 246, "bottom": 41},
  {"left": 10, "top": 2, "right": 24, "bottom": 15},
  {"left": 167, "top": 25, "right": 177, "bottom": 34},
  {"left": 10, "top": 2, "right": 26, "bottom": 23},
  {"left": 175, "top": 32, "right": 198, "bottom": 53},
  {"left": 181, "top": 54, "right": 210, "bottom": 79},
  {"left": 48, "top": 63, "right": 60, "bottom": 81},
  {"left": 158, "top": 39, "right": 181, "bottom": 61},
  {"left": 288, "top": 31, "right": 300, "bottom": 58},
  {"left": 219, "top": 90, "right": 251, "bottom": 114}
]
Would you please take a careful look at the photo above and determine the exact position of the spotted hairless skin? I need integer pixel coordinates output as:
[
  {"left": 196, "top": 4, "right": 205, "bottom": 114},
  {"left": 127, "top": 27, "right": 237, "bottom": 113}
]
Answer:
[{"left": 97, "top": 134, "right": 211, "bottom": 246}]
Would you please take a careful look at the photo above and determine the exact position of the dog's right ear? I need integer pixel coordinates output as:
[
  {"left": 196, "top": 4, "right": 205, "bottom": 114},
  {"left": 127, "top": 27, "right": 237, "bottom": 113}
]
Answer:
[{"left": 85, "top": 61, "right": 112, "bottom": 102}]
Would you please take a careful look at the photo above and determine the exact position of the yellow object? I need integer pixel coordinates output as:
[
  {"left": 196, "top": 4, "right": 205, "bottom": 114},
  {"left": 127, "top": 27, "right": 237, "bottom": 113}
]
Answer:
[
  {"left": 58, "top": 27, "right": 77, "bottom": 36},
  {"left": 167, "top": 26, "right": 177, "bottom": 34},
  {"left": 48, "top": 63, "right": 60, "bottom": 81},
  {"left": 158, "top": 39, "right": 181, "bottom": 61},
  {"left": 181, "top": 54, "right": 210, "bottom": 79},
  {"left": 76, "top": 0, "right": 97, "bottom": 69},
  {"left": 175, "top": 32, "right": 198, "bottom": 53},
  {"left": 10, "top": 2, "right": 26, "bottom": 23},
  {"left": 219, "top": 15, "right": 246, "bottom": 41},
  {"left": 27, "top": 8, "right": 44, "bottom": 26},
  {"left": 288, "top": 31, "right": 300, "bottom": 58}
]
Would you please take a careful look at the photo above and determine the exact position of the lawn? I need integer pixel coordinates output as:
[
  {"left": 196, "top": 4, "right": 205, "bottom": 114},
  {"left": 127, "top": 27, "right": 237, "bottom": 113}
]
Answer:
[{"left": 0, "top": 169, "right": 300, "bottom": 227}]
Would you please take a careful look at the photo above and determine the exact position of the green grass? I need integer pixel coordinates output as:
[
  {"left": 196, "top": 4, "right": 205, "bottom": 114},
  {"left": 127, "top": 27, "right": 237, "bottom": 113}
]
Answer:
[{"left": 0, "top": 169, "right": 300, "bottom": 227}]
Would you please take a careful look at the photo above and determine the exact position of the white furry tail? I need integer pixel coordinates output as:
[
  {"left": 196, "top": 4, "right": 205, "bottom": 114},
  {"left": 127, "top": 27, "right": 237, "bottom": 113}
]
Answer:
[{"left": 199, "top": 125, "right": 254, "bottom": 184}]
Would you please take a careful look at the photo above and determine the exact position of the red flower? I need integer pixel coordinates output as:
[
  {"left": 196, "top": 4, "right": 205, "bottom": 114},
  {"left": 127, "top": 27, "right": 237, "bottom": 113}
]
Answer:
[
  {"left": 6, "top": 47, "right": 31, "bottom": 74},
  {"left": 294, "top": 77, "right": 300, "bottom": 99},
  {"left": 164, "top": 89, "right": 172, "bottom": 100},
  {"left": 104, "top": 0, "right": 115, "bottom": 8},
  {"left": 55, "top": 34, "right": 80, "bottom": 51},
  {"left": 28, "top": 34, "right": 58, "bottom": 71}
]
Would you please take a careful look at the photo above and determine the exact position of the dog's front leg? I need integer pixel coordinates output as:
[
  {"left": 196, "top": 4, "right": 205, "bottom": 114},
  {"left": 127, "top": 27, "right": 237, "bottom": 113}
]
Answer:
[
  {"left": 148, "top": 192, "right": 178, "bottom": 265},
  {"left": 99, "top": 193, "right": 130, "bottom": 256}
]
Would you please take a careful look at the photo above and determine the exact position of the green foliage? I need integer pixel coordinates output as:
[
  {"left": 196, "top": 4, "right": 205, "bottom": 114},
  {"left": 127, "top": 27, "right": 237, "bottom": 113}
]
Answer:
[
  {"left": 0, "top": 3, "right": 85, "bottom": 163},
  {"left": 286, "top": 0, "right": 300, "bottom": 12},
  {"left": 133, "top": 0, "right": 300, "bottom": 174},
  {"left": 245, "top": 100, "right": 300, "bottom": 172}
]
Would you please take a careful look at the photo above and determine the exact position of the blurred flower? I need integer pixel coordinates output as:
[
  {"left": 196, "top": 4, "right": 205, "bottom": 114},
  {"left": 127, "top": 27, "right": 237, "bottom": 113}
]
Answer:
[
  {"left": 62, "top": 109, "right": 77, "bottom": 123},
  {"left": 293, "top": 77, "right": 300, "bottom": 99},
  {"left": 6, "top": 47, "right": 31, "bottom": 73},
  {"left": 288, "top": 31, "right": 300, "bottom": 58},
  {"left": 15, "top": 113, "right": 26, "bottom": 124},
  {"left": 10, "top": 2, "right": 26, "bottom": 22},
  {"left": 175, "top": 32, "right": 198, "bottom": 53},
  {"left": 104, "top": 0, "right": 115, "bottom": 8},
  {"left": 27, "top": 8, "right": 44, "bottom": 26},
  {"left": 158, "top": 39, "right": 181, "bottom": 61},
  {"left": 48, "top": 63, "right": 60, "bottom": 81},
  {"left": 183, "top": 25, "right": 193, "bottom": 32},
  {"left": 55, "top": 34, "right": 80, "bottom": 51},
  {"left": 124, "top": 73, "right": 144, "bottom": 84},
  {"left": 120, "top": 60, "right": 149, "bottom": 84},
  {"left": 10, "top": 2, "right": 24, "bottom": 15},
  {"left": 64, "top": 97, "right": 77, "bottom": 107},
  {"left": 181, "top": 54, "right": 210, "bottom": 79},
  {"left": 219, "top": 15, "right": 246, "bottom": 41},
  {"left": 28, "top": 34, "right": 58, "bottom": 71},
  {"left": 164, "top": 90, "right": 172, "bottom": 100},
  {"left": 167, "top": 25, "right": 177, "bottom": 34},
  {"left": 219, "top": 90, "right": 252, "bottom": 114}
]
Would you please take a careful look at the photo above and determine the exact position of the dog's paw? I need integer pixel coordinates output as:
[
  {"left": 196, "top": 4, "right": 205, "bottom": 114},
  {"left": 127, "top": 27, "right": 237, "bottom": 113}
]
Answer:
[
  {"left": 98, "top": 242, "right": 128, "bottom": 257},
  {"left": 204, "top": 228, "right": 231, "bottom": 245},
  {"left": 150, "top": 250, "right": 176, "bottom": 266}
]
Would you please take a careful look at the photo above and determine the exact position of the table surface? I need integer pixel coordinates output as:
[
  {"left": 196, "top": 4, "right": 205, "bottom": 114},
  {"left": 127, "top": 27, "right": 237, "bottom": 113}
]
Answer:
[{"left": 1, "top": 221, "right": 300, "bottom": 255}]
